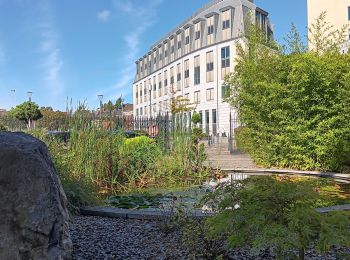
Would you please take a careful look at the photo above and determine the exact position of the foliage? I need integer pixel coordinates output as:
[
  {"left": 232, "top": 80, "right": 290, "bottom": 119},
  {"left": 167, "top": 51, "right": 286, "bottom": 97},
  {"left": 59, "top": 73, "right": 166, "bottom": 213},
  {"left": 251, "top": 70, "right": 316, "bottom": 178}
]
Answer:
[
  {"left": 0, "top": 123, "right": 7, "bottom": 131},
  {"left": 107, "top": 193, "right": 162, "bottom": 209},
  {"left": 183, "top": 218, "right": 228, "bottom": 259},
  {"left": 308, "top": 12, "right": 348, "bottom": 55},
  {"left": 204, "top": 176, "right": 350, "bottom": 259},
  {"left": 43, "top": 136, "right": 101, "bottom": 214},
  {"left": 36, "top": 107, "right": 68, "bottom": 130},
  {"left": 191, "top": 112, "right": 201, "bottom": 125},
  {"left": 10, "top": 101, "right": 43, "bottom": 130},
  {"left": 119, "top": 136, "right": 162, "bottom": 187},
  {"left": 225, "top": 15, "right": 350, "bottom": 172}
]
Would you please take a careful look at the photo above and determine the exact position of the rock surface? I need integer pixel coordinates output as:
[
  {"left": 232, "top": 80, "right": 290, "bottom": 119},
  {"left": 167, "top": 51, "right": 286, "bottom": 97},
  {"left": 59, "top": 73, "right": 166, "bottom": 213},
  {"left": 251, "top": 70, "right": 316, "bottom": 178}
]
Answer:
[{"left": 0, "top": 132, "right": 72, "bottom": 260}]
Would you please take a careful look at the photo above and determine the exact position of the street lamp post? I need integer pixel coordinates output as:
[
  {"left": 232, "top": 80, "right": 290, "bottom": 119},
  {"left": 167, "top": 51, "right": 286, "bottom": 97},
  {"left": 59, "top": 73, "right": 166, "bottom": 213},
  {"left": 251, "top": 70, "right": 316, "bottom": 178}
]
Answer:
[
  {"left": 27, "top": 91, "right": 33, "bottom": 102},
  {"left": 11, "top": 89, "right": 16, "bottom": 107},
  {"left": 97, "top": 94, "right": 103, "bottom": 120},
  {"left": 149, "top": 85, "right": 152, "bottom": 118}
]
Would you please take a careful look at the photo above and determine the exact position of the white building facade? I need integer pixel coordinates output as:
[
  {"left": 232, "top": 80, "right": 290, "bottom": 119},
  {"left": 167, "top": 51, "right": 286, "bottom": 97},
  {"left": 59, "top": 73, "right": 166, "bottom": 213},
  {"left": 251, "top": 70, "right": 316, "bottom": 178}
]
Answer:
[
  {"left": 307, "top": 0, "right": 350, "bottom": 53},
  {"left": 133, "top": 0, "right": 273, "bottom": 136}
]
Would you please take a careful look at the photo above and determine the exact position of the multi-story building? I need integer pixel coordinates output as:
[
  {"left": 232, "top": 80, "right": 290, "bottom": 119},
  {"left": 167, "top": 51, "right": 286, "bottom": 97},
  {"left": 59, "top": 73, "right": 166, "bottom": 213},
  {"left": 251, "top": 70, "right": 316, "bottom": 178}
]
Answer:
[
  {"left": 133, "top": 0, "right": 273, "bottom": 136},
  {"left": 307, "top": 0, "right": 350, "bottom": 53}
]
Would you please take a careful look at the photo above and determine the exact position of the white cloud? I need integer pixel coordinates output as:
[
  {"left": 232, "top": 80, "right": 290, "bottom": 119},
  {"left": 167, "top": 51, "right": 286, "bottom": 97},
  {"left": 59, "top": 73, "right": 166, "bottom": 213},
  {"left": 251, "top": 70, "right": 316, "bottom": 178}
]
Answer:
[
  {"left": 97, "top": 10, "right": 111, "bottom": 22},
  {"left": 104, "top": 0, "right": 163, "bottom": 101},
  {"left": 37, "top": 1, "right": 64, "bottom": 98}
]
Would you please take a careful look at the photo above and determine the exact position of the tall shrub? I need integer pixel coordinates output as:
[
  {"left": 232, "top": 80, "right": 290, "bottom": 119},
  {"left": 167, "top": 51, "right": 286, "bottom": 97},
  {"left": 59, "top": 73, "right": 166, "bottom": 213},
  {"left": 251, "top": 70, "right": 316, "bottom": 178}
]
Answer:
[{"left": 226, "top": 15, "right": 350, "bottom": 171}]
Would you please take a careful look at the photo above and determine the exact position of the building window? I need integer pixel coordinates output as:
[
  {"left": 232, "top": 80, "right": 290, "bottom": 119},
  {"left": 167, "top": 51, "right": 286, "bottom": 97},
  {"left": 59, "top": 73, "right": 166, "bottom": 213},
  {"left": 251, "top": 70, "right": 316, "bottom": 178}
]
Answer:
[
  {"left": 223, "top": 19, "right": 230, "bottom": 29},
  {"left": 208, "top": 25, "right": 214, "bottom": 35},
  {"left": 206, "top": 62, "right": 214, "bottom": 72},
  {"left": 194, "top": 91, "right": 200, "bottom": 104},
  {"left": 185, "top": 35, "right": 190, "bottom": 45},
  {"left": 348, "top": 6, "right": 350, "bottom": 20},
  {"left": 171, "top": 45, "right": 175, "bottom": 53},
  {"left": 206, "top": 51, "right": 214, "bottom": 82},
  {"left": 206, "top": 88, "right": 214, "bottom": 101},
  {"left": 177, "top": 72, "right": 181, "bottom": 82},
  {"left": 212, "top": 109, "right": 217, "bottom": 135},
  {"left": 158, "top": 81, "right": 162, "bottom": 96},
  {"left": 164, "top": 70, "right": 168, "bottom": 87},
  {"left": 185, "top": 69, "right": 190, "bottom": 78},
  {"left": 194, "top": 67, "right": 200, "bottom": 85},
  {"left": 205, "top": 110, "right": 210, "bottom": 134},
  {"left": 178, "top": 41, "right": 182, "bottom": 49},
  {"left": 195, "top": 31, "right": 201, "bottom": 40},
  {"left": 222, "top": 84, "right": 230, "bottom": 98},
  {"left": 165, "top": 50, "right": 168, "bottom": 57},
  {"left": 221, "top": 46, "right": 230, "bottom": 68},
  {"left": 194, "top": 55, "right": 200, "bottom": 85}
]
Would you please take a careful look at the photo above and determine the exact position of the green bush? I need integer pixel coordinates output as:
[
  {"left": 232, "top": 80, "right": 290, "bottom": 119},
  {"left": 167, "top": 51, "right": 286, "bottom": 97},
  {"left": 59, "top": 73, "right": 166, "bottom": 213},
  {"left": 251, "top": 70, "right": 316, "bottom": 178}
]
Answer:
[
  {"left": 204, "top": 176, "right": 350, "bottom": 259},
  {"left": 119, "top": 136, "right": 161, "bottom": 185},
  {"left": 0, "top": 123, "right": 7, "bottom": 131},
  {"left": 225, "top": 21, "right": 350, "bottom": 172},
  {"left": 191, "top": 112, "right": 201, "bottom": 125}
]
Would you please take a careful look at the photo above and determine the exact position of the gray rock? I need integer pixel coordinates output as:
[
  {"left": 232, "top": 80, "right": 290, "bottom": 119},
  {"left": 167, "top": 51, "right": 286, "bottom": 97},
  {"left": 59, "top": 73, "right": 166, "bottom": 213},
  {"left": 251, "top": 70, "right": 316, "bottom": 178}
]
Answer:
[{"left": 0, "top": 132, "right": 72, "bottom": 260}]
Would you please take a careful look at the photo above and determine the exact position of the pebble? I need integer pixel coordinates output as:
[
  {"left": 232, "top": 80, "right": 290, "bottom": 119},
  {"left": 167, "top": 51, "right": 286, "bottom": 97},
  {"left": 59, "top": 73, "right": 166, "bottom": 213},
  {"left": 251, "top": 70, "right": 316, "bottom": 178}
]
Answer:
[{"left": 70, "top": 216, "right": 350, "bottom": 260}]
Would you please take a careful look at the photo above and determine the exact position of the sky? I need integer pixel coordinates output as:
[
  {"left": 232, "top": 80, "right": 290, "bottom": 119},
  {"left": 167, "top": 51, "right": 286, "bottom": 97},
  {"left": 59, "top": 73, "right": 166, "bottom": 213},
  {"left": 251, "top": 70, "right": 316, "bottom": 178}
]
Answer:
[{"left": 0, "top": 0, "right": 307, "bottom": 111}]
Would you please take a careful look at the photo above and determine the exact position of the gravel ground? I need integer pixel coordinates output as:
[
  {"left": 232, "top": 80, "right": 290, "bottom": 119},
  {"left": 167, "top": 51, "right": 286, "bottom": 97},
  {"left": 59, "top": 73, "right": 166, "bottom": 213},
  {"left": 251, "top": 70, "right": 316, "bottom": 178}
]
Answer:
[
  {"left": 70, "top": 216, "right": 350, "bottom": 260},
  {"left": 70, "top": 216, "right": 189, "bottom": 259}
]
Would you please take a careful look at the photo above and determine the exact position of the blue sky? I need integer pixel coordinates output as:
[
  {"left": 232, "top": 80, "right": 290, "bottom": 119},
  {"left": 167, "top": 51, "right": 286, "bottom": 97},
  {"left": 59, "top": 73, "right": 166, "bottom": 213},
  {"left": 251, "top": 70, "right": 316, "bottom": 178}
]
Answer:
[{"left": 0, "top": 0, "right": 307, "bottom": 111}]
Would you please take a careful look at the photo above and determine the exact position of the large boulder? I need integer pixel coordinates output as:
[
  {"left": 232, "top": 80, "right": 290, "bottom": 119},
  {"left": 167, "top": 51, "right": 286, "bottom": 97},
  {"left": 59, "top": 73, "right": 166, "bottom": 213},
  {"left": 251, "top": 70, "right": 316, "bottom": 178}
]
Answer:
[{"left": 0, "top": 132, "right": 72, "bottom": 259}]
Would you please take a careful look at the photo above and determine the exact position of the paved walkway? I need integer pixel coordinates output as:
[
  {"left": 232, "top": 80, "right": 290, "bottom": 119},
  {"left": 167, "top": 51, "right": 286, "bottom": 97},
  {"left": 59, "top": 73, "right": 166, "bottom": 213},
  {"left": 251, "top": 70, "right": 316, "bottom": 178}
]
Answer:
[{"left": 204, "top": 138, "right": 256, "bottom": 170}]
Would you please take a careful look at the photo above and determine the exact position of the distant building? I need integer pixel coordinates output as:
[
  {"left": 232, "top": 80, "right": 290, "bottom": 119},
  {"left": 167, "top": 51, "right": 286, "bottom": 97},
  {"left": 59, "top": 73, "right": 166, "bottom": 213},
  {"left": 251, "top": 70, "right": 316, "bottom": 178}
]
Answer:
[
  {"left": 307, "top": 0, "right": 350, "bottom": 53},
  {"left": 133, "top": 0, "right": 273, "bottom": 136},
  {"left": 122, "top": 104, "right": 133, "bottom": 116},
  {"left": 0, "top": 109, "right": 7, "bottom": 117}
]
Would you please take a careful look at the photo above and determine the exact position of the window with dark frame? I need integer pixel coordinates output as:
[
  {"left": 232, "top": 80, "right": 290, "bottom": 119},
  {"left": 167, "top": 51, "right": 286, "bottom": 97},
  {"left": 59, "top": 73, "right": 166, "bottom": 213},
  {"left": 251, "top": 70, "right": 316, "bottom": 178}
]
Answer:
[
  {"left": 177, "top": 73, "right": 181, "bottom": 82},
  {"left": 178, "top": 41, "right": 182, "bottom": 49},
  {"left": 223, "top": 19, "right": 230, "bottom": 29},
  {"left": 194, "top": 66, "right": 200, "bottom": 85},
  {"left": 185, "top": 36, "right": 190, "bottom": 44},
  {"left": 221, "top": 46, "right": 230, "bottom": 68},
  {"left": 208, "top": 25, "right": 214, "bottom": 35},
  {"left": 206, "top": 62, "right": 214, "bottom": 72},
  {"left": 195, "top": 31, "right": 201, "bottom": 40}
]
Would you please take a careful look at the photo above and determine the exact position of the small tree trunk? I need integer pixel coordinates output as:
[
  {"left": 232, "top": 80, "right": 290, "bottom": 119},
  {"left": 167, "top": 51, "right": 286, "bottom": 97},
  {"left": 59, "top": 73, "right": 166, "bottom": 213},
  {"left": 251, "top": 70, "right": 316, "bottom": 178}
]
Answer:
[{"left": 299, "top": 247, "right": 305, "bottom": 260}]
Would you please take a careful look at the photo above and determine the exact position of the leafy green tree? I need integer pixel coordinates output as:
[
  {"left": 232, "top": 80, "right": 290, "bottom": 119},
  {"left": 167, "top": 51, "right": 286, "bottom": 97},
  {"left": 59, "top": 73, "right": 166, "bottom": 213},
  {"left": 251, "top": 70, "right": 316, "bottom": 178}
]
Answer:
[
  {"left": 115, "top": 97, "right": 124, "bottom": 111},
  {"left": 224, "top": 14, "right": 350, "bottom": 172},
  {"left": 308, "top": 12, "right": 348, "bottom": 55},
  {"left": 191, "top": 112, "right": 201, "bottom": 125},
  {"left": 10, "top": 101, "right": 43, "bottom": 130},
  {"left": 36, "top": 107, "right": 68, "bottom": 130},
  {"left": 205, "top": 176, "right": 350, "bottom": 260}
]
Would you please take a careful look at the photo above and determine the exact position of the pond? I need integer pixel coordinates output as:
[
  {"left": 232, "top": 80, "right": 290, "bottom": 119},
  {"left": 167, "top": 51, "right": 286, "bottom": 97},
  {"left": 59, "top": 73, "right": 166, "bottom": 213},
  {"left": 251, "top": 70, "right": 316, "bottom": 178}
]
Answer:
[{"left": 107, "top": 172, "right": 350, "bottom": 212}]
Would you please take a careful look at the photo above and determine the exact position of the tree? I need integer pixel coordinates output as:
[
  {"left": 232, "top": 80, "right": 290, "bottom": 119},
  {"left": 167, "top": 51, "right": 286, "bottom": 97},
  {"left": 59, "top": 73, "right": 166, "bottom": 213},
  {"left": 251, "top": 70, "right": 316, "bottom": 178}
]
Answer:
[
  {"left": 308, "top": 12, "right": 348, "bottom": 55},
  {"left": 205, "top": 176, "right": 350, "bottom": 260},
  {"left": 115, "top": 97, "right": 124, "bottom": 111},
  {"left": 10, "top": 101, "right": 43, "bottom": 130},
  {"left": 37, "top": 108, "right": 68, "bottom": 130},
  {"left": 223, "top": 15, "right": 350, "bottom": 172}
]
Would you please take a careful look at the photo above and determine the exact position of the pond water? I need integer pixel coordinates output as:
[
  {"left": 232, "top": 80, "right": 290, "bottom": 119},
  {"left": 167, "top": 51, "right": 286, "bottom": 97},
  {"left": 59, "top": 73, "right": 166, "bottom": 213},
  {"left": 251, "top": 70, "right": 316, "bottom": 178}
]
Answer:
[{"left": 107, "top": 172, "right": 350, "bottom": 212}]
